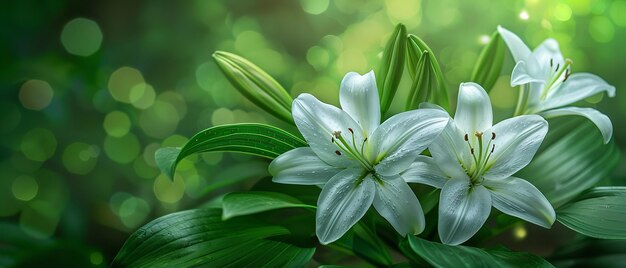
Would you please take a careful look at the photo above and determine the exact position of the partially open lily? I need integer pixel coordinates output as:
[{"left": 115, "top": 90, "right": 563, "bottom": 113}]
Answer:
[
  {"left": 403, "top": 82, "right": 555, "bottom": 245},
  {"left": 497, "top": 26, "right": 615, "bottom": 143},
  {"left": 269, "top": 71, "right": 449, "bottom": 245}
]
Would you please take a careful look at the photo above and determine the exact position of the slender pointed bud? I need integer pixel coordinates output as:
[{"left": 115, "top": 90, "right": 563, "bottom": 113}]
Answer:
[
  {"left": 491, "top": 132, "right": 496, "bottom": 140},
  {"left": 377, "top": 23, "right": 407, "bottom": 114},
  {"left": 464, "top": 134, "right": 469, "bottom": 141},
  {"left": 470, "top": 30, "right": 505, "bottom": 92},
  {"left": 406, "top": 34, "right": 450, "bottom": 111},
  {"left": 335, "top": 150, "right": 342, "bottom": 156},
  {"left": 213, "top": 51, "right": 293, "bottom": 123}
]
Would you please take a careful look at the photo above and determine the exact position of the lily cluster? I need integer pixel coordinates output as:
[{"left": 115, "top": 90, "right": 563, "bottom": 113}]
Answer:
[{"left": 270, "top": 27, "right": 615, "bottom": 245}]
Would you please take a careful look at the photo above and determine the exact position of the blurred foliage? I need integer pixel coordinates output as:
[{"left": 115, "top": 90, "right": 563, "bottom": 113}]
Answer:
[{"left": 1, "top": 0, "right": 625, "bottom": 265}]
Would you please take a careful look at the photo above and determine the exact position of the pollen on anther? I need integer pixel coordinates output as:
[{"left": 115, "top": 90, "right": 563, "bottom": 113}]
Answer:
[
  {"left": 491, "top": 144, "right": 496, "bottom": 153},
  {"left": 335, "top": 150, "right": 342, "bottom": 155},
  {"left": 491, "top": 132, "right": 496, "bottom": 140},
  {"left": 348, "top": 128, "right": 354, "bottom": 134},
  {"left": 464, "top": 134, "right": 468, "bottom": 141},
  {"left": 470, "top": 148, "right": 475, "bottom": 155}
]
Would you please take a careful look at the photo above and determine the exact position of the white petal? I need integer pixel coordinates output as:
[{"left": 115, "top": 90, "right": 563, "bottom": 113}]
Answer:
[
  {"left": 438, "top": 178, "right": 492, "bottom": 245},
  {"left": 292, "top": 93, "right": 363, "bottom": 167},
  {"left": 316, "top": 168, "right": 375, "bottom": 245},
  {"left": 497, "top": 26, "right": 532, "bottom": 62},
  {"left": 269, "top": 147, "right": 343, "bottom": 185},
  {"left": 401, "top": 155, "right": 449, "bottom": 188},
  {"left": 484, "top": 176, "right": 556, "bottom": 228},
  {"left": 511, "top": 61, "right": 545, "bottom": 87},
  {"left": 541, "top": 73, "right": 616, "bottom": 111},
  {"left": 531, "top": 38, "right": 564, "bottom": 68},
  {"left": 418, "top": 102, "right": 446, "bottom": 111},
  {"left": 541, "top": 107, "right": 613, "bottom": 143},
  {"left": 484, "top": 115, "right": 548, "bottom": 179},
  {"left": 429, "top": 121, "right": 472, "bottom": 179},
  {"left": 454, "top": 83, "right": 493, "bottom": 136},
  {"left": 373, "top": 175, "right": 425, "bottom": 236},
  {"left": 339, "top": 71, "right": 381, "bottom": 137},
  {"left": 370, "top": 109, "right": 449, "bottom": 176}
]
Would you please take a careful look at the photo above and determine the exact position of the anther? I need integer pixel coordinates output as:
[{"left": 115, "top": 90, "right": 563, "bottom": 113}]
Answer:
[
  {"left": 335, "top": 150, "right": 342, "bottom": 155},
  {"left": 555, "top": 63, "right": 560, "bottom": 72},
  {"left": 331, "top": 137, "right": 335, "bottom": 143},
  {"left": 464, "top": 134, "right": 468, "bottom": 141},
  {"left": 348, "top": 128, "right": 354, "bottom": 134},
  {"left": 550, "top": 58, "right": 553, "bottom": 67},
  {"left": 363, "top": 137, "right": 368, "bottom": 142},
  {"left": 470, "top": 148, "right": 475, "bottom": 155},
  {"left": 491, "top": 132, "right": 496, "bottom": 140},
  {"left": 491, "top": 144, "right": 495, "bottom": 153},
  {"left": 563, "top": 69, "right": 571, "bottom": 82}
]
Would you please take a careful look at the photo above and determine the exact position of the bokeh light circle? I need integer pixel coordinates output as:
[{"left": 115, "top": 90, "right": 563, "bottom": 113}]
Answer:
[
  {"left": 108, "top": 67, "right": 145, "bottom": 103},
  {"left": 104, "top": 133, "right": 140, "bottom": 164},
  {"left": 61, "top": 18, "right": 103, "bottom": 57},
  {"left": 21, "top": 128, "right": 57, "bottom": 162},
  {"left": 12, "top": 176, "right": 39, "bottom": 201},
  {"left": 19, "top": 80, "right": 54, "bottom": 111},
  {"left": 63, "top": 142, "right": 99, "bottom": 175},
  {"left": 103, "top": 111, "right": 131, "bottom": 137}
]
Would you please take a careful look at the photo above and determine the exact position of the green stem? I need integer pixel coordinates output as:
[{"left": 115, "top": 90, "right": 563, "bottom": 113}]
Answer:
[{"left": 513, "top": 84, "right": 529, "bottom": 116}]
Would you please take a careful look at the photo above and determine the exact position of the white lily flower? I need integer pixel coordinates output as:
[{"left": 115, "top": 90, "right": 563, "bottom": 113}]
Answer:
[
  {"left": 269, "top": 71, "right": 449, "bottom": 245},
  {"left": 497, "top": 26, "right": 615, "bottom": 143},
  {"left": 403, "top": 82, "right": 555, "bottom": 245}
]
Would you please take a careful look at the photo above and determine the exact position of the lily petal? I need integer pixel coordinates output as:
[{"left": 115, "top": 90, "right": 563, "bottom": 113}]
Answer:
[
  {"left": 429, "top": 122, "right": 472, "bottom": 179},
  {"left": 339, "top": 71, "right": 381, "bottom": 136},
  {"left": 497, "top": 26, "right": 532, "bottom": 62},
  {"left": 484, "top": 176, "right": 555, "bottom": 228},
  {"left": 401, "top": 155, "right": 449, "bottom": 188},
  {"left": 531, "top": 38, "right": 564, "bottom": 70},
  {"left": 269, "top": 147, "right": 343, "bottom": 185},
  {"left": 438, "top": 178, "right": 492, "bottom": 245},
  {"left": 541, "top": 107, "right": 613, "bottom": 143},
  {"left": 541, "top": 73, "right": 616, "bottom": 111},
  {"left": 485, "top": 115, "right": 548, "bottom": 180},
  {"left": 454, "top": 82, "right": 493, "bottom": 136},
  {"left": 316, "top": 168, "right": 375, "bottom": 245},
  {"left": 373, "top": 175, "right": 425, "bottom": 236},
  {"left": 511, "top": 61, "right": 545, "bottom": 87},
  {"left": 292, "top": 93, "right": 363, "bottom": 167},
  {"left": 371, "top": 109, "right": 449, "bottom": 176}
]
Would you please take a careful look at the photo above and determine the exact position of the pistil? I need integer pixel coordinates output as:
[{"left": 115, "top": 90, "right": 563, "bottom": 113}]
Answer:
[{"left": 332, "top": 129, "right": 374, "bottom": 171}]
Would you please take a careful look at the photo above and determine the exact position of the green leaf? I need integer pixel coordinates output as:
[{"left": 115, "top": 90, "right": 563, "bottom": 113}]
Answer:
[
  {"left": 155, "top": 123, "right": 307, "bottom": 179},
  {"left": 406, "top": 236, "right": 553, "bottom": 268},
  {"left": 406, "top": 34, "right": 450, "bottom": 111},
  {"left": 470, "top": 31, "right": 505, "bottom": 92},
  {"left": 551, "top": 238, "right": 626, "bottom": 267},
  {"left": 112, "top": 209, "right": 315, "bottom": 268},
  {"left": 518, "top": 119, "right": 620, "bottom": 207},
  {"left": 377, "top": 23, "right": 407, "bottom": 114},
  {"left": 556, "top": 187, "right": 626, "bottom": 239},
  {"left": 222, "top": 191, "right": 315, "bottom": 220},
  {"left": 213, "top": 51, "right": 294, "bottom": 123}
]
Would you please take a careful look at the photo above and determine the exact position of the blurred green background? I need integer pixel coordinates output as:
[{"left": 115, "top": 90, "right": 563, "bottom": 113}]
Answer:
[{"left": 1, "top": 0, "right": 624, "bottom": 266}]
